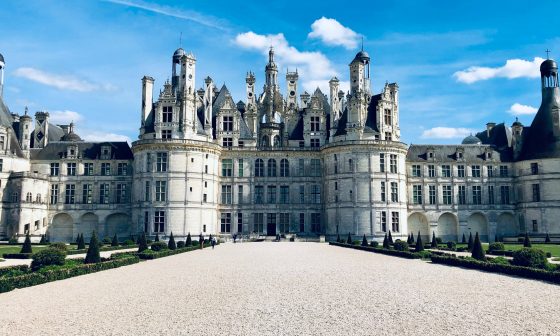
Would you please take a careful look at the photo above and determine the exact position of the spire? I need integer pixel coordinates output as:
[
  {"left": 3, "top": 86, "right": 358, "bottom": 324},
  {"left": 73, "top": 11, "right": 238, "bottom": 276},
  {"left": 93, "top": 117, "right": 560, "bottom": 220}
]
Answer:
[{"left": 269, "top": 46, "right": 274, "bottom": 63}]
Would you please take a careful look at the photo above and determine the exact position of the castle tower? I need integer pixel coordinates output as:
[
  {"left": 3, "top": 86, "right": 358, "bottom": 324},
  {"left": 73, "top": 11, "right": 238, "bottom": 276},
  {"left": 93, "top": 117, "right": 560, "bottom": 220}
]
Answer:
[
  {"left": 203, "top": 76, "right": 213, "bottom": 132},
  {"left": 171, "top": 48, "right": 186, "bottom": 95},
  {"left": 18, "top": 107, "right": 32, "bottom": 153},
  {"left": 33, "top": 111, "right": 49, "bottom": 148},
  {"left": 346, "top": 50, "right": 371, "bottom": 139},
  {"left": 286, "top": 70, "right": 298, "bottom": 109},
  {"left": 265, "top": 47, "right": 278, "bottom": 91},
  {"left": 329, "top": 77, "right": 341, "bottom": 138},
  {"left": 245, "top": 72, "right": 257, "bottom": 137},
  {"left": 180, "top": 52, "right": 197, "bottom": 135}
]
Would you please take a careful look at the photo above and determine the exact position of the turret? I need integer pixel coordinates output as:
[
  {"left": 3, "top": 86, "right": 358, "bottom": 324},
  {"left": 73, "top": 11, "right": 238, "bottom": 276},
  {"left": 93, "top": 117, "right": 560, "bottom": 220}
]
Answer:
[
  {"left": 19, "top": 107, "right": 31, "bottom": 152},
  {"left": 172, "top": 48, "right": 186, "bottom": 94},
  {"left": 512, "top": 118, "right": 524, "bottom": 160},
  {"left": 265, "top": 47, "right": 278, "bottom": 90},
  {"left": 203, "top": 76, "right": 213, "bottom": 130},
  {"left": 300, "top": 91, "right": 310, "bottom": 108},
  {"left": 349, "top": 50, "right": 371, "bottom": 94},
  {"left": 286, "top": 70, "right": 298, "bottom": 109}
]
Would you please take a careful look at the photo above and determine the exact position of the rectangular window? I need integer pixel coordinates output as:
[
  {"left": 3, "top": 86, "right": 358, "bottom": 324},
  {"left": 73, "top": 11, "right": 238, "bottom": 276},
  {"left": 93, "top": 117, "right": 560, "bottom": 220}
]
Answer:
[
  {"left": 472, "top": 186, "right": 482, "bottom": 205},
  {"left": 220, "top": 213, "right": 231, "bottom": 233},
  {"left": 413, "top": 185, "right": 423, "bottom": 204},
  {"left": 428, "top": 165, "right": 435, "bottom": 177},
  {"left": 0, "top": 158, "right": 3, "bottom": 171},
  {"left": 299, "top": 213, "right": 305, "bottom": 232},
  {"left": 203, "top": 194, "right": 207, "bottom": 203},
  {"left": 384, "top": 108, "right": 392, "bottom": 125},
  {"left": 310, "top": 159, "right": 321, "bottom": 176},
  {"left": 390, "top": 182, "right": 398, "bottom": 202},
  {"left": 267, "top": 213, "right": 276, "bottom": 233},
  {"left": 379, "top": 153, "right": 385, "bottom": 172},
  {"left": 311, "top": 184, "right": 321, "bottom": 204},
  {"left": 84, "top": 162, "right": 93, "bottom": 176},
  {"left": 532, "top": 220, "right": 538, "bottom": 233},
  {"left": 254, "top": 213, "right": 264, "bottom": 233},
  {"left": 471, "top": 165, "right": 481, "bottom": 177},
  {"left": 65, "top": 184, "right": 75, "bottom": 204},
  {"left": 390, "top": 154, "right": 397, "bottom": 173},
  {"left": 238, "top": 185, "right": 243, "bottom": 204},
  {"left": 255, "top": 186, "right": 264, "bottom": 204},
  {"left": 221, "top": 185, "right": 232, "bottom": 204},
  {"left": 428, "top": 185, "right": 436, "bottom": 205},
  {"left": 144, "top": 211, "right": 149, "bottom": 233},
  {"left": 145, "top": 181, "right": 151, "bottom": 202},
  {"left": 412, "top": 164, "right": 421, "bottom": 177},
  {"left": 348, "top": 159, "right": 354, "bottom": 172},
  {"left": 311, "top": 213, "right": 321, "bottom": 233},
  {"left": 280, "top": 186, "right": 289, "bottom": 204},
  {"left": 162, "top": 130, "right": 172, "bottom": 139},
  {"left": 237, "top": 213, "right": 243, "bottom": 233},
  {"left": 116, "top": 183, "right": 127, "bottom": 203},
  {"left": 488, "top": 185, "right": 495, "bottom": 204},
  {"left": 442, "top": 185, "right": 452, "bottom": 205},
  {"left": 391, "top": 212, "right": 400, "bottom": 232},
  {"left": 267, "top": 186, "right": 277, "bottom": 204},
  {"left": 155, "top": 181, "right": 167, "bottom": 202},
  {"left": 100, "top": 183, "right": 109, "bottom": 204},
  {"left": 441, "top": 165, "right": 451, "bottom": 177},
  {"left": 154, "top": 211, "right": 165, "bottom": 233},
  {"left": 381, "top": 211, "right": 387, "bottom": 232},
  {"left": 50, "top": 185, "right": 59, "bottom": 204},
  {"left": 531, "top": 162, "right": 539, "bottom": 175},
  {"left": 146, "top": 153, "right": 152, "bottom": 172},
  {"left": 299, "top": 185, "right": 305, "bottom": 204},
  {"left": 458, "top": 185, "right": 466, "bottom": 205},
  {"left": 117, "top": 163, "right": 128, "bottom": 176},
  {"left": 50, "top": 163, "right": 60, "bottom": 176},
  {"left": 310, "top": 116, "right": 320, "bottom": 131},
  {"left": 487, "top": 165, "right": 494, "bottom": 177},
  {"left": 67, "top": 163, "right": 76, "bottom": 176},
  {"left": 222, "top": 159, "right": 233, "bottom": 177},
  {"left": 381, "top": 182, "right": 386, "bottom": 202},
  {"left": 223, "top": 116, "right": 233, "bottom": 132},
  {"left": 499, "top": 165, "right": 509, "bottom": 177},
  {"left": 279, "top": 213, "right": 290, "bottom": 233},
  {"left": 101, "top": 162, "right": 111, "bottom": 176},
  {"left": 156, "top": 152, "right": 168, "bottom": 172},
  {"left": 310, "top": 138, "right": 320, "bottom": 148},
  {"left": 162, "top": 106, "right": 173, "bottom": 122},
  {"left": 222, "top": 137, "right": 233, "bottom": 148},
  {"left": 457, "top": 165, "right": 465, "bottom": 178},
  {"left": 238, "top": 159, "right": 244, "bottom": 177},
  {"left": 82, "top": 184, "right": 92, "bottom": 204},
  {"left": 532, "top": 184, "right": 540, "bottom": 202},
  {"left": 385, "top": 132, "right": 392, "bottom": 141},
  {"left": 298, "top": 159, "right": 305, "bottom": 176},
  {"left": 500, "top": 186, "right": 510, "bottom": 204},
  {"left": 238, "top": 141, "right": 244, "bottom": 148}
]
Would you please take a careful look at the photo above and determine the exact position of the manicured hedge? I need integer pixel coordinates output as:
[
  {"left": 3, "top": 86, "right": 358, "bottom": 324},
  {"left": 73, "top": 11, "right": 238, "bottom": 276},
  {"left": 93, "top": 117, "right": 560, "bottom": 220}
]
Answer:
[
  {"left": 137, "top": 243, "right": 215, "bottom": 260},
  {"left": 0, "top": 255, "right": 139, "bottom": 293},
  {"left": 430, "top": 254, "right": 560, "bottom": 285},
  {"left": 329, "top": 242, "right": 425, "bottom": 259},
  {"left": 2, "top": 253, "right": 32, "bottom": 259}
]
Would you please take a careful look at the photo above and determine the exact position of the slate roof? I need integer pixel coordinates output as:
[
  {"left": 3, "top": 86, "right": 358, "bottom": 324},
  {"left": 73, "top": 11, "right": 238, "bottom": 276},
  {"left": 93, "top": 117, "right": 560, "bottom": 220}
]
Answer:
[
  {"left": 30, "top": 141, "right": 133, "bottom": 160},
  {"left": 406, "top": 144, "right": 507, "bottom": 162},
  {"left": 364, "top": 93, "right": 381, "bottom": 133},
  {"left": 0, "top": 97, "right": 14, "bottom": 128},
  {"left": 289, "top": 116, "right": 304, "bottom": 140}
]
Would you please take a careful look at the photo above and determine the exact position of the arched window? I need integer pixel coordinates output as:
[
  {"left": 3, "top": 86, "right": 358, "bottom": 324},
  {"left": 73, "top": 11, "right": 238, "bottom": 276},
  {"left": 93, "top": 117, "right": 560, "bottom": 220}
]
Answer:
[
  {"left": 26, "top": 192, "right": 32, "bottom": 202},
  {"left": 268, "top": 159, "right": 277, "bottom": 177},
  {"left": 280, "top": 159, "right": 290, "bottom": 177},
  {"left": 255, "top": 159, "right": 264, "bottom": 177},
  {"left": 261, "top": 135, "right": 269, "bottom": 147},
  {"left": 36, "top": 194, "right": 41, "bottom": 203},
  {"left": 273, "top": 135, "right": 280, "bottom": 147}
]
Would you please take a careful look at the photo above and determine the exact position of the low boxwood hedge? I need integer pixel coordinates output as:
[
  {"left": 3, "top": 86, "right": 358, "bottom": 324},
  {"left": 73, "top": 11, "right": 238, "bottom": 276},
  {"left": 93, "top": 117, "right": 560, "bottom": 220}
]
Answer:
[
  {"left": 2, "top": 253, "right": 32, "bottom": 259},
  {"left": 329, "top": 242, "right": 426, "bottom": 259},
  {"left": 137, "top": 244, "right": 212, "bottom": 260},
  {"left": 430, "top": 254, "right": 560, "bottom": 284}
]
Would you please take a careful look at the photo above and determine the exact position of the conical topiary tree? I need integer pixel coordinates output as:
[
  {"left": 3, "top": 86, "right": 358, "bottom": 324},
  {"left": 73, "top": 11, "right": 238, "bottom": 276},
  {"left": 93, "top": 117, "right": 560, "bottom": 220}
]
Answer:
[
  {"left": 467, "top": 232, "right": 473, "bottom": 251},
  {"left": 77, "top": 233, "right": 86, "bottom": 250},
  {"left": 20, "top": 232, "right": 32, "bottom": 254},
  {"left": 407, "top": 233, "right": 411, "bottom": 244},
  {"left": 431, "top": 231, "right": 438, "bottom": 248},
  {"left": 137, "top": 231, "right": 148, "bottom": 252},
  {"left": 85, "top": 231, "right": 101, "bottom": 264},
  {"left": 388, "top": 231, "right": 394, "bottom": 244},
  {"left": 336, "top": 233, "right": 341, "bottom": 243},
  {"left": 415, "top": 231, "right": 424, "bottom": 252},
  {"left": 462, "top": 233, "right": 466, "bottom": 244},
  {"left": 471, "top": 232, "right": 485, "bottom": 260},
  {"left": 410, "top": 232, "right": 415, "bottom": 244},
  {"left": 382, "top": 233, "right": 390, "bottom": 249},
  {"left": 361, "top": 234, "right": 368, "bottom": 247},
  {"left": 495, "top": 235, "right": 499, "bottom": 243},
  {"left": 111, "top": 234, "right": 119, "bottom": 247},
  {"left": 168, "top": 232, "right": 177, "bottom": 250},
  {"left": 545, "top": 232, "right": 551, "bottom": 243},
  {"left": 155, "top": 233, "right": 160, "bottom": 242},
  {"left": 186, "top": 232, "right": 192, "bottom": 247},
  {"left": 523, "top": 232, "right": 532, "bottom": 247},
  {"left": 346, "top": 232, "right": 352, "bottom": 245},
  {"left": 39, "top": 234, "right": 46, "bottom": 244}
]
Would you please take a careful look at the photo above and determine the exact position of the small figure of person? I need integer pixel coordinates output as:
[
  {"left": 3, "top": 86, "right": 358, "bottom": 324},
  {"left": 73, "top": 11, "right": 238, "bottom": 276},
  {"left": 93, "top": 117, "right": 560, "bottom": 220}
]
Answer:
[
  {"left": 233, "top": 234, "right": 237, "bottom": 243},
  {"left": 211, "top": 237, "right": 216, "bottom": 249}
]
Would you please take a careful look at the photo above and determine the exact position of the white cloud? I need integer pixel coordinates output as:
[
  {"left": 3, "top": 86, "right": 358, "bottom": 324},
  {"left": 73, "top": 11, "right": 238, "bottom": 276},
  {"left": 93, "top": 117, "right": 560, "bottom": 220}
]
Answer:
[
  {"left": 308, "top": 17, "right": 359, "bottom": 49},
  {"left": 49, "top": 110, "right": 84, "bottom": 125},
  {"left": 78, "top": 129, "right": 131, "bottom": 143},
  {"left": 104, "top": 0, "right": 228, "bottom": 31},
  {"left": 454, "top": 57, "right": 545, "bottom": 84},
  {"left": 421, "top": 127, "right": 473, "bottom": 139},
  {"left": 508, "top": 103, "right": 538, "bottom": 116},
  {"left": 13, "top": 67, "right": 116, "bottom": 92},
  {"left": 234, "top": 31, "right": 338, "bottom": 93}
]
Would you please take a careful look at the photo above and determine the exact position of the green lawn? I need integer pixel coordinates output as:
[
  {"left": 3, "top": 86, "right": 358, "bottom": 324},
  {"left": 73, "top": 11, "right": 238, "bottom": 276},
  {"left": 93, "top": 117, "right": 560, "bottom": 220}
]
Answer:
[{"left": 0, "top": 244, "right": 78, "bottom": 255}]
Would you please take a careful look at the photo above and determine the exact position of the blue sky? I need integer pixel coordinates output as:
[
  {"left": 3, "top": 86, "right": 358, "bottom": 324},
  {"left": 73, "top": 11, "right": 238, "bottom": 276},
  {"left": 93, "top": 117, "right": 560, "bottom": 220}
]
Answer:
[{"left": 0, "top": 0, "right": 558, "bottom": 144}]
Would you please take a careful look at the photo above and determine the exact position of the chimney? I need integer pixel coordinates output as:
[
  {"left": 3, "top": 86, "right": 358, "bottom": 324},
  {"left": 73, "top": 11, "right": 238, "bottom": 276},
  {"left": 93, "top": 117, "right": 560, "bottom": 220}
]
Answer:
[
  {"left": 486, "top": 122, "right": 496, "bottom": 137},
  {"left": 141, "top": 76, "right": 154, "bottom": 126}
]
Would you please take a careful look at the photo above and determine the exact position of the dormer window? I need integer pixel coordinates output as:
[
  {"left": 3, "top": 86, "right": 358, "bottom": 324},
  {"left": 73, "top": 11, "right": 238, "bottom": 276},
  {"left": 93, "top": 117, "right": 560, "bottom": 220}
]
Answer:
[
  {"left": 101, "top": 145, "right": 111, "bottom": 160},
  {"left": 223, "top": 116, "right": 233, "bottom": 132},
  {"left": 162, "top": 106, "right": 173, "bottom": 122},
  {"left": 67, "top": 145, "right": 78, "bottom": 158}
]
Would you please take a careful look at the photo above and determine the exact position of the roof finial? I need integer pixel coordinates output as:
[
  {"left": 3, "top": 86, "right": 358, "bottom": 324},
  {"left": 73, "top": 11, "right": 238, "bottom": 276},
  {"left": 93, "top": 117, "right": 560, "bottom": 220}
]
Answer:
[
  {"left": 24, "top": 106, "right": 28, "bottom": 115},
  {"left": 179, "top": 32, "right": 183, "bottom": 48},
  {"left": 361, "top": 36, "right": 364, "bottom": 51},
  {"left": 546, "top": 49, "right": 551, "bottom": 59}
]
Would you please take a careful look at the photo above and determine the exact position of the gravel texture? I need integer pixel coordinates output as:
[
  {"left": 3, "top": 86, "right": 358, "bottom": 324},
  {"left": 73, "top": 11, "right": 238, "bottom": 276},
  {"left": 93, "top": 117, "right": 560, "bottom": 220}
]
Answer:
[{"left": 0, "top": 243, "right": 558, "bottom": 336}]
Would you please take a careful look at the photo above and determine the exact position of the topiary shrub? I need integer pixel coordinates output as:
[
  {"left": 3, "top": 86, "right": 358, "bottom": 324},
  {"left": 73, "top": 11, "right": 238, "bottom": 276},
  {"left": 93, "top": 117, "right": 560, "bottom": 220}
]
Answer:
[
  {"left": 31, "top": 248, "right": 66, "bottom": 270},
  {"left": 346, "top": 233, "right": 352, "bottom": 245},
  {"left": 8, "top": 236, "right": 18, "bottom": 244},
  {"left": 382, "top": 233, "right": 390, "bottom": 249},
  {"left": 39, "top": 234, "right": 46, "bottom": 244},
  {"left": 177, "top": 241, "right": 185, "bottom": 249},
  {"left": 122, "top": 239, "right": 135, "bottom": 246},
  {"left": 512, "top": 248, "right": 549, "bottom": 269},
  {"left": 471, "top": 232, "right": 486, "bottom": 260},
  {"left": 415, "top": 231, "right": 424, "bottom": 252},
  {"left": 102, "top": 237, "right": 112, "bottom": 245},
  {"left": 436, "top": 237, "right": 442, "bottom": 244},
  {"left": 446, "top": 241, "right": 456, "bottom": 250},
  {"left": 168, "top": 232, "right": 177, "bottom": 250},
  {"left": 545, "top": 232, "right": 551, "bottom": 243},
  {"left": 50, "top": 242, "right": 68, "bottom": 251},
  {"left": 111, "top": 234, "right": 119, "bottom": 247},
  {"left": 461, "top": 233, "right": 466, "bottom": 244},
  {"left": 186, "top": 232, "right": 192, "bottom": 247},
  {"left": 336, "top": 233, "right": 341, "bottom": 243},
  {"left": 77, "top": 234, "right": 86, "bottom": 250},
  {"left": 85, "top": 231, "right": 101, "bottom": 264},
  {"left": 370, "top": 241, "right": 379, "bottom": 248},
  {"left": 523, "top": 232, "right": 532, "bottom": 248},
  {"left": 487, "top": 256, "right": 510, "bottom": 265},
  {"left": 150, "top": 241, "right": 168, "bottom": 252},
  {"left": 361, "top": 234, "right": 368, "bottom": 247},
  {"left": 20, "top": 232, "right": 32, "bottom": 254},
  {"left": 467, "top": 232, "right": 473, "bottom": 251},
  {"left": 394, "top": 240, "right": 409, "bottom": 252},
  {"left": 137, "top": 232, "right": 148, "bottom": 253},
  {"left": 431, "top": 232, "right": 438, "bottom": 248},
  {"left": 352, "top": 240, "right": 361, "bottom": 246},
  {"left": 488, "top": 242, "right": 505, "bottom": 252},
  {"left": 388, "top": 231, "right": 394, "bottom": 244},
  {"left": 410, "top": 232, "right": 415, "bottom": 244}
]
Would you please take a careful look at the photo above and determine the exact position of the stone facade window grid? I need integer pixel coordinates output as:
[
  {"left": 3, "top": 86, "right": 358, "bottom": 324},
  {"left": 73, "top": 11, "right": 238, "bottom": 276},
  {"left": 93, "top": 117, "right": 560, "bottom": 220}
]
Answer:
[
  {"left": 84, "top": 162, "right": 93, "bottom": 176},
  {"left": 222, "top": 137, "right": 233, "bottom": 147},
  {"left": 390, "top": 182, "right": 398, "bottom": 202},
  {"left": 82, "top": 184, "right": 92, "bottom": 204},
  {"left": 237, "top": 213, "right": 243, "bottom": 233},
  {"left": 298, "top": 159, "right": 305, "bottom": 176},
  {"left": 280, "top": 159, "right": 289, "bottom": 177},
  {"left": 254, "top": 213, "right": 264, "bottom": 233},
  {"left": 442, "top": 185, "right": 452, "bottom": 204},
  {"left": 299, "top": 213, "right": 305, "bottom": 232},
  {"left": 255, "top": 159, "right": 264, "bottom": 177},
  {"left": 222, "top": 159, "right": 233, "bottom": 177},
  {"left": 67, "top": 162, "right": 76, "bottom": 176},
  {"left": 267, "top": 186, "right": 277, "bottom": 204},
  {"left": 310, "top": 159, "right": 321, "bottom": 176},
  {"left": 413, "top": 185, "right": 422, "bottom": 204},
  {"left": 471, "top": 165, "right": 481, "bottom": 178},
  {"left": 116, "top": 183, "right": 127, "bottom": 203},
  {"left": 156, "top": 153, "right": 168, "bottom": 172},
  {"left": 487, "top": 165, "right": 494, "bottom": 177},
  {"left": 101, "top": 162, "right": 111, "bottom": 176},
  {"left": 220, "top": 212, "right": 231, "bottom": 233},
  {"left": 50, "top": 185, "right": 59, "bottom": 204},
  {"left": 255, "top": 186, "right": 264, "bottom": 204},
  {"left": 310, "top": 116, "right": 320, "bottom": 131},
  {"left": 65, "top": 184, "right": 75, "bottom": 204},
  {"left": 154, "top": 211, "right": 165, "bottom": 232},
  {"left": 532, "top": 184, "right": 540, "bottom": 202},
  {"left": 221, "top": 185, "right": 232, "bottom": 204},
  {"left": 26, "top": 192, "right": 32, "bottom": 202},
  {"left": 50, "top": 163, "right": 59, "bottom": 176},
  {"left": 381, "top": 211, "right": 387, "bottom": 232},
  {"left": 155, "top": 181, "right": 167, "bottom": 202},
  {"left": 238, "top": 185, "right": 243, "bottom": 204},
  {"left": 379, "top": 153, "right": 385, "bottom": 172},
  {"left": 117, "top": 163, "right": 128, "bottom": 176},
  {"left": 144, "top": 181, "right": 150, "bottom": 201},
  {"left": 500, "top": 186, "right": 510, "bottom": 204},
  {"left": 457, "top": 165, "right": 465, "bottom": 178},
  {"left": 299, "top": 185, "right": 305, "bottom": 203},
  {"left": 441, "top": 165, "right": 451, "bottom": 177},
  {"left": 391, "top": 212, "right": 399, "bottom": 232},
  {"left": 428, "top": 164, "right": 435, "bottom": 177},
  {"left": 458, "top": 185, "right": 466, "bottom": 205},
  {"left": 488, "top": 185, "right": 495, "bottom": 204},
  {"left": 162, "top": 106, "right": 173, "bottom": 122},
  {"left": 279, "top": 213, "right": 289, "bottom": 233},
  {"left": 100, "top": 183, "right": 109, "bottom": 204},
  {"left": 499, "top": 165, "right": 508, "bottom": 177},
  {"left": 428, "top": 185, "right": 436, "bottom": 205},
  {"left": 279, "top": 185, "right": 289, "bottom": 204},
  {"left": 381, "top": 181, "right": 386, "bottom": 202},
  {"left": 311, "top": 184, "right": 321, "bottom": 204},
  {"left": 223, "top": 116, "right": 233, "bottom": 132},
  {"left": 238, "top": 159, "right": 243, "bottom": 177},
  {"left": 390, "top": 154, "right": 397, "bottom": 173},
  {"left": 531, "top": 162, "right": 539, "bottom": 175},
  {"left": 412, "top": 164, "right": 421, "bottom": 177},
  {"left": 267, "top": 159, "right": 277, "bottom": 177},
  {"left": 472, "top": 185, "right": 482, "bottom": 205},
  {"left": 311, "top": 213, "right": 321, "bottom": 233}
]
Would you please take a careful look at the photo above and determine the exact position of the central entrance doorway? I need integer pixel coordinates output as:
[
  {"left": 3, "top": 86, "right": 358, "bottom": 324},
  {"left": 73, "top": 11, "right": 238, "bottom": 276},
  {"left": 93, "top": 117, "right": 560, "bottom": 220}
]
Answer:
[{"left": 267, "top": 213, "right": 277, "bottom": 236}]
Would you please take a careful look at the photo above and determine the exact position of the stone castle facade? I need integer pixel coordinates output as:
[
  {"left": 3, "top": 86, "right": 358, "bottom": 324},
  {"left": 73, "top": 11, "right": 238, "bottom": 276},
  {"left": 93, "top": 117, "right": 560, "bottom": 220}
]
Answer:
[{"left": 0, "top": 49, "right": 558, "bottom": 243}]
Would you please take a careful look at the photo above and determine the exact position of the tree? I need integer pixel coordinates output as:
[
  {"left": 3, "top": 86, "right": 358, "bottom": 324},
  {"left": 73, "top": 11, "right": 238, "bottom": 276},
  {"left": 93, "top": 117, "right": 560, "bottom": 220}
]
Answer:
[
  {"left": 336, "top": 233, "right": 341, "bottom": 243},
  {"left": 155, "top": 233, "right": 160, "bottom": 242},
  {"left": 410, "top": 232, "right": 415, "bottom": 244},
  {"left": 431, "top": 231, "right": 438, "bottom": 248},
  {"left": 406, "top": 233, "right": 411, "bottom": 244},
  {"left": 20, "top": 232, "right": 32, "bottom": 254},
  {"left": 39, "top": 234, "right": 46, "bottom": 244},
  {"left": 545, "top": 232, "right": 551, "bottom": 243},
  {"left": 523, "top": 232, "right": 532, "bottom": 248},
  {"left": 415, "top": 231, "right": 424, "bottom": 252},
  {"left": 111, "top": 234, "right": 119, "bottom": 247},
  {"left": 361, "top": 234, "right": 368, "bottom": 247},
  {"left": 168, "top": 232, "right": 177, "bottom": 250},
  {"left": 461, "top": 233, "right": 466, "bottom": 244},
  {"left": 467, "top": 232, "right": 473, "bottom": 251},
  {"left": 388, "top": 231, "right": 394, "bottom": 244},
  {"left": 77, "top": 234, "right": 86, "bottom": 250},
  {"left": 494, "top": 235, "right": 499, "bottom": 243},
  {"left": 471, "top": 232, "right": 486, "bottom": 260},
  {"left": 382, "top": 233, "right": 390, "bottom": 249},
  {"left": 84, "top": 231, "right": 101, "bottom": 264},
  {"left": 186, "top": 232, "right": 192, "bottom": 247},
  {"left": 346, "top": 232, "right": 352, "bottom": 245},
  {"left": 137, "top": 232, "right": 148, "bottom": 252}
]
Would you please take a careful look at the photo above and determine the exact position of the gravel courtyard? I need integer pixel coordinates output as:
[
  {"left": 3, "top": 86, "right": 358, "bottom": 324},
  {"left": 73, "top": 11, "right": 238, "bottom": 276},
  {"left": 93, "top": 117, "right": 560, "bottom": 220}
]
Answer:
[{"left": 0, "top": 243, "right": 558, "bottom": 336}]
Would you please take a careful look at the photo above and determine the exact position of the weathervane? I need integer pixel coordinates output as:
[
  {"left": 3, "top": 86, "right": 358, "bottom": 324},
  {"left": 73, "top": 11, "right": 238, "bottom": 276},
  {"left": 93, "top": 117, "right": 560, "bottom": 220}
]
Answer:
[{"left": 546, "top": 49, "right": 551, "bottom": 59}]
